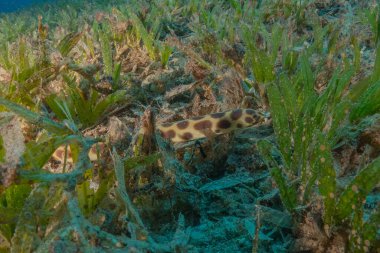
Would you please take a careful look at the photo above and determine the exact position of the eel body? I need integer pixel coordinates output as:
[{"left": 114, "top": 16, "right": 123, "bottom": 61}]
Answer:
[
  {"left": 157, "top": 108, "right": 266, "bottom": 143},
  {"left": 51, "top": 108, "right": 268, "bottom": 163}
]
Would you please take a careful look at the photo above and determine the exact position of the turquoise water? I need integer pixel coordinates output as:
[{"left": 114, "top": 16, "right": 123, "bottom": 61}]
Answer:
[{"left": 0, "top": 0, "right": 51, "bottom": 13}]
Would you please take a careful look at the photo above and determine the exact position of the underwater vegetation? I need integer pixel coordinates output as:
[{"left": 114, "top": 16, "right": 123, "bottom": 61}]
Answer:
[{"left": 0, "top": 0, "right": 379, "bottom": 252}]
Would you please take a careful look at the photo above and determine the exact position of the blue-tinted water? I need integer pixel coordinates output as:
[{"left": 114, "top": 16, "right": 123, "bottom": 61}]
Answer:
[{"left": 0, "top": 0, "right": 51, "bottom": 13}]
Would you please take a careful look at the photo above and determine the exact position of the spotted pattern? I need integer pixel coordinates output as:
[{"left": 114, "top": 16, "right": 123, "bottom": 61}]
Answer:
[
  {"left": 194, "top": 120, "right": 212, "bottom": 130},
  {"left": 245, "top": 117, "right": 254, "bottom": 123},
  {"left": 157, "top": 108, "right": 267, "bottom": 143},
  {"left": 177, "top": 120, "right": 189, "bottom": 129},
  {"left": 217, "top": 119, "right": 232, "bottom": 129},
  {"left": 161, "top": 129, "right": 176, "bottom": 139},
  {"left": 210, "top": 112, "right": 225, "bottom": 118},
  {"left": 52, "top": 108, "right": 268, "bottom": 163},
  {"left": 55, "top": 149, "right": 64, "bottom": 160},
  {"left": 52, "top": 143, "right": 103, "bottom": 163},
  {"left": 230, "top": 109, "right": 242, "bottom": 120},
  {"left": 52, "top": 146, "right": 74, "bottom": 163},
  {"left": 181, "top": 132, "right": 193, "bottom": 140}
]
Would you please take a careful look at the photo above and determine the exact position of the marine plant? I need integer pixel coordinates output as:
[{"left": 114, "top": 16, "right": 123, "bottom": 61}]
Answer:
[
  {"left": 256, "top": 16, "right": 380, "bottom": 253},
  {"left": 0, "top": 0, "right": 378, "bottom": 252}
]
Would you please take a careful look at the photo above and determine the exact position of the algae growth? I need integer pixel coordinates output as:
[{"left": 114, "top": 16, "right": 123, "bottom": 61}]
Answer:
[{"left": 0, "top": 0, "right": 379, "bottom": 252}]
